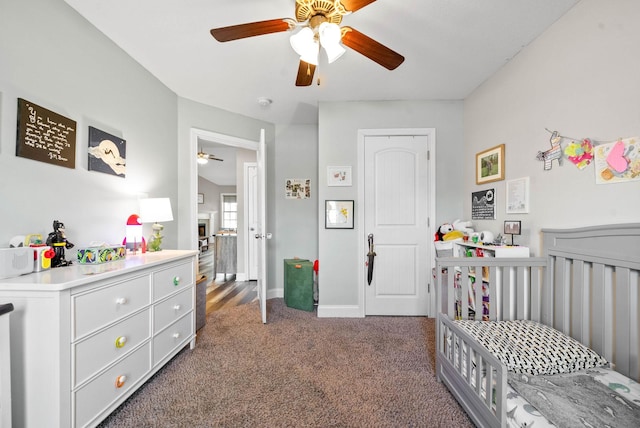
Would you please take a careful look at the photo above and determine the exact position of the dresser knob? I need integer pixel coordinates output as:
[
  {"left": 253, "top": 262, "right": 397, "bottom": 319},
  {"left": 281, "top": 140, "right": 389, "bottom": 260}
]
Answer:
[
  {"left": 173, "top": 304, "right": 181, "bottom": 311},
  {"left": 115, "top": 336, "right": 127, "bottom": 348},
  {"left": 173, "top": 276, "right": 180, "bottom": 286},
  {"left": 115, "top": 375, "right": 127, "bottom": 388},
  {"left": 115, "top": 297, "right": 128, "bottom": 305}
]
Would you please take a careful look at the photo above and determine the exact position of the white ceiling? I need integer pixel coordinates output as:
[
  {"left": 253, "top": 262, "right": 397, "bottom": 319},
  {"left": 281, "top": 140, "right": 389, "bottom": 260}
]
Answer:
[
  {"left": 63, "top": 0, "right": 579, "bottom": 185},
  {"left": 196, "top": 142, "right": 237, "bottom": 186}
]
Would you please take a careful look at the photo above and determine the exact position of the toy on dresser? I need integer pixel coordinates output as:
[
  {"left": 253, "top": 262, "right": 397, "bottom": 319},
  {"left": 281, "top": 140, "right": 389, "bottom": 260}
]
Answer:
[{"left": 46, "top": 220, "right": 74, "bottom": 267}]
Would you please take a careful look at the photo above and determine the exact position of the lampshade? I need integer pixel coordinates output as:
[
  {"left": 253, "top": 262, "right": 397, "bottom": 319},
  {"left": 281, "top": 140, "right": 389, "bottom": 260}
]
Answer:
[
  {"left": 319, "top": 22, "right": 345, "bottom": 63},
  {"left": 139, "top": 198, "right": 174, "bottom": 224},
  {"left": 290, "top": 27, "right": 319, "bottom": 65},
  {"left": 197, "top": 156, "right": 208, "bottom": 165}
]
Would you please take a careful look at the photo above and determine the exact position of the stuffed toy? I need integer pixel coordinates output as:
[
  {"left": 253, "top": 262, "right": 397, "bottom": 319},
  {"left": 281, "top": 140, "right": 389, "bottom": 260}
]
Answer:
[
  {"left": 453, "top": 219, "right": 474, "bottom": 235},
  {"left": 436, "top": 223, "right": 466, "bottom": 241},
  {"left": 435, "top": 223, "right": 453, "bottom": 241}
]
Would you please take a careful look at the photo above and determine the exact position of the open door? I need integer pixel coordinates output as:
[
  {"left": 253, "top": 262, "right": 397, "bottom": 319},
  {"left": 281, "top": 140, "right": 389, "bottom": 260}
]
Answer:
[{"left": 256, "top": 129, "right": 268, "bottom": 323}]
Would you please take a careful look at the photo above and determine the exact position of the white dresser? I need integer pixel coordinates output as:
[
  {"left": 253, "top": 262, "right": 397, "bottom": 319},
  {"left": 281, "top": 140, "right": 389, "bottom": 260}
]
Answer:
[{"left": 0, "top": 250, "right": 198, "bottom": 428}]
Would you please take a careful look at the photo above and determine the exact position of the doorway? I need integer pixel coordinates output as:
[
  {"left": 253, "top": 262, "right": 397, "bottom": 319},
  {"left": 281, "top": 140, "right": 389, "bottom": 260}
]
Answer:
[
  {"left": 192, "top": 129, "right": 259, "bottom": 282},
  {"left": 357, "top": 128, "right": 436, "bottom": 316}
]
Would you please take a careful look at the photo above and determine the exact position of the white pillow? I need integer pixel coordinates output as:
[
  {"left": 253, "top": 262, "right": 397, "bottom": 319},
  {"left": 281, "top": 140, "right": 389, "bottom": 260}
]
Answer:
[{"left": 454, "top": 320, "right": 609, "bottom": 375}]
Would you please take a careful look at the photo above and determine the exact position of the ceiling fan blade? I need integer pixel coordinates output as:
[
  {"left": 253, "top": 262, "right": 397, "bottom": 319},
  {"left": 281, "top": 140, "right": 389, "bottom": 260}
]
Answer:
[
  {"left": 341, "top": 0, "right": 377, "bottom": 13},
  {"left": 295, "top": 60, "right": 316, "bottom": 86},
  {"left": 341, "top": 27, "right": 404, "bottom": 70},
  {"left": 210, "top": 19, "right": 292, "bottom": 42},
  {"left": 209, "top": 155, "right": 224, "bottom": 162}
]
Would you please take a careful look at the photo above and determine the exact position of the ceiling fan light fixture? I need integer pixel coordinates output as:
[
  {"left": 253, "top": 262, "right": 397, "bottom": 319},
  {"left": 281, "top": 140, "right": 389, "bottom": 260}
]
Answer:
[
  {"left": 197, "top": 151, "right": 209, "bottom": 164},
  {"left": 290, "top": 27, "right": 314, "bottom": 55},
  {"left": 290, "top": 27, "right": 319, "bottom": 65},
  {"left": 299, "top": 47, "right": 319, "bottom": 66},
  {"left": 319, "top": 22, "right": 345, "bottom": 63}
]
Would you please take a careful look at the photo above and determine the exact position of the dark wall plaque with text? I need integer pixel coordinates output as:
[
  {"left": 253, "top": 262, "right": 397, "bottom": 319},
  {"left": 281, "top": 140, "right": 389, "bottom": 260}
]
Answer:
[{"left": 16, "top": 98, "right": 76, "bottom": 168}]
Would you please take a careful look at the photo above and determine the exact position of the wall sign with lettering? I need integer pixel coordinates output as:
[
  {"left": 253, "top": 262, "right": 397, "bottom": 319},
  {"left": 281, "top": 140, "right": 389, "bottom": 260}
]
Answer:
[
  {"left": 16, "top": 98, "right": 77, "bottom": 168},
  {"left": 472, "top": 189, "right": 496, "bottom": 220}
]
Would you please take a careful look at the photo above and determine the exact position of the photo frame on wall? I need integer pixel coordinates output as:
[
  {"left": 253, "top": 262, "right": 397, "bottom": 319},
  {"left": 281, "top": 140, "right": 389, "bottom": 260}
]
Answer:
[
  {"left": 476, "top": 144, "right": 505, "bottom": 184},
  {"left": 506, "top": 177, "right": 530, "bottom": 214},
  {"left": 327, "top": 166, "right": 352, "bottom": 186},
  {"left": 325, "top": 200, "right": 354, "bottom": 229}
]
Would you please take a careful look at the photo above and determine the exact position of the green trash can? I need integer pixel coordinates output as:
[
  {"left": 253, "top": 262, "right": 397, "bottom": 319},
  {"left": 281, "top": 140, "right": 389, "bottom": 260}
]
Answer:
[{"left": 284, "top": 259, "right": 314, "bottom": 311}]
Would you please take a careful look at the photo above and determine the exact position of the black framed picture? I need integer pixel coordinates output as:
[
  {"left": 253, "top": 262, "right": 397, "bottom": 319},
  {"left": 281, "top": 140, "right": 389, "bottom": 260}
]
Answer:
[
  {"left": 504, "top": 220, "right": 521, "bottom": 235},
  {"left": 325, "top": 200, "right": 354, "bottom": 229},
  {"left": 88, "top": 126, "right": 126, "bottom": 178}
]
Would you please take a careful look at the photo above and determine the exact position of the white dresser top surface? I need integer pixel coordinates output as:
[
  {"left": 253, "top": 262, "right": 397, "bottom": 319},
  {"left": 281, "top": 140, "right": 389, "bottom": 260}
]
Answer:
[{"left": 0, "top": 250, "right": 197, "bottom": 292}]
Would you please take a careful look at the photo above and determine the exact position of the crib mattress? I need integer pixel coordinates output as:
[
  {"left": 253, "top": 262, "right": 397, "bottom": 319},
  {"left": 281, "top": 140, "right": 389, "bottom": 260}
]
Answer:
[{"left": 506, "top": 367, "right": 640, "bottom": 427}]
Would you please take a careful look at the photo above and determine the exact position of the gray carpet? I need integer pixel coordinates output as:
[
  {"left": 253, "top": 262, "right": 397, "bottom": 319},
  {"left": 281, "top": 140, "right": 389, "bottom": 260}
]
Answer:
[{"left": 98, "top": 299, "right": 473, "bottom": 427}]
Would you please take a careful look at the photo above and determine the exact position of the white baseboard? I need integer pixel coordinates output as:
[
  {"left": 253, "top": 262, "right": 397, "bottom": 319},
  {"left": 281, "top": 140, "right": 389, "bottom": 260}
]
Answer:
[
  {"left": 317, "top": 305, "right": 364, "bottom": 318},
  {"left": 235, "top": 272, "right": 247, "bottom": 281},
  {"left": 267, "top": 287, "right": 283, "bottom": 300}
]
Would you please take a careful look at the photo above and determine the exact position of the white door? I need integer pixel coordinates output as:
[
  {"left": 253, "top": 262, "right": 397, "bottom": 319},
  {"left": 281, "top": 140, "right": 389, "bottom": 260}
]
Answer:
[
  {"left": 245, "top": 163, "right": 258, "bottom": 280},
  {"left": 364, "top": 134, "right": 430, "bottom": 315},
  {"left": 256, "top": 129, "right": 268, "bottom": 323}
]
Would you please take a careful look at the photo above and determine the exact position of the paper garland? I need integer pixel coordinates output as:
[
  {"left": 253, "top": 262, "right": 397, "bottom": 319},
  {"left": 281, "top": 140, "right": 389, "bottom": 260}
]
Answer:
[{"left": 537, "top": 130, "right": 640, "bottom": 184}]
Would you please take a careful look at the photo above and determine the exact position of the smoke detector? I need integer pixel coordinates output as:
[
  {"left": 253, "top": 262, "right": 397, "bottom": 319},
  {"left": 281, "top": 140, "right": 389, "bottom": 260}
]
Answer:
[{"left": 257, "top": 97, "right": 272, "bottom": 107}]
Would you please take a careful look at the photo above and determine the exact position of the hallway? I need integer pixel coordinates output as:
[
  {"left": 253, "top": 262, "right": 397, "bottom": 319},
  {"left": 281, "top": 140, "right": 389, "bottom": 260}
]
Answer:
[{"left": 198, "top": 250, "right": 257, "bottom": 314}]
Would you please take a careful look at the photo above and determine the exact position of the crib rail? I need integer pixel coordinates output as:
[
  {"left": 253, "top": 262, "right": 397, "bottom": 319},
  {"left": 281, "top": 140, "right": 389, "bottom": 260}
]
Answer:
[
  {"left": 544, "top": 252, "right": 640, "bottom": 382},
  {"left": 437, "top": 313, "right": 507, "bottom": 428},
  {"left": 435, "top": 256, "right": 546, "bottom": 322},
  {"left": 435, "top": 250, "right": 640, "bottom": 382}
]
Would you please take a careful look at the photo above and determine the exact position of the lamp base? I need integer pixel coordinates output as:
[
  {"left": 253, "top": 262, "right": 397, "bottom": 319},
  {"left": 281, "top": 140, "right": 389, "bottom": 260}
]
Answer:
[{"left": 148, "top": 223, "right": 164, "bottom": 252}]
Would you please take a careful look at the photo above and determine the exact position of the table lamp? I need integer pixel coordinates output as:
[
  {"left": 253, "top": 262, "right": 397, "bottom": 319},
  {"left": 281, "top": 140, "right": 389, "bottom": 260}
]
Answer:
[{"left": 139, "top": 198, "right": 173, "bottom": 252}]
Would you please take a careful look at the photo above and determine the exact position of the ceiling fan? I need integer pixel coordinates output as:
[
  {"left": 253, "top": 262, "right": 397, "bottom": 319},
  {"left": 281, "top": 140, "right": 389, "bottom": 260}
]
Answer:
[
  {"left": 197, "top": 149, "right": 224, "bottom": 165},
  {"left": 210, "top": 0, "right": 404, "bottom": 86}
]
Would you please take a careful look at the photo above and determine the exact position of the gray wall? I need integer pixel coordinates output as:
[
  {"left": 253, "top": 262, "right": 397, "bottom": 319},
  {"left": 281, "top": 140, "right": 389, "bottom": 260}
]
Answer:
[
  {"left": 272, "top": 124, "right": 319, "bottom": 297},
  {"left": 464, "top": 0, "right": 640, "bottom": 256},
  {"left": 317, "top": 101, "right": 465, "bottom": 311},
  {"left": 0, "top": 0, "right": 178, "bottom": 251}
]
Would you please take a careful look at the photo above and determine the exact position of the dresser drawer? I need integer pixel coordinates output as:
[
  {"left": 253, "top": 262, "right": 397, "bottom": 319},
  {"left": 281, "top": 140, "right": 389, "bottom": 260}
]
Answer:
[
  {"left": 73, "top": 274, "right": 151, "bottom": 339},
  {"left": 152, "top": 261, "right": 194, "bottom": 301},
  {"left": 153, "top": 313, "right": 192, "bottom": 366},
  {"left": 154, "top": 287, "right": 194, "bottom": 334},
  {"left": 74, "top": 341, "right": 151, "bottom": 428},
  {"left": 73, "top": 309, "right": 151, "bottom": 387}
]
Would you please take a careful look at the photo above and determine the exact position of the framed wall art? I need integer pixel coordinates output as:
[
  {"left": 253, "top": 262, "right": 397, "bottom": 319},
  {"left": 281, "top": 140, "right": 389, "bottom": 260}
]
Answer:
[
  {"left": 327, "top": 166, "right": 352, "bottom": 186},
  {"left": 325, "top": 200, "right": 354, "bottom": 229},
  {"left": 16, "top": 98, "right": 77, "bottom": 169},
  {"left": 88, "top": 126, "right": 126, "bottom": 178},
  {"left": 476, "top": 144, "right": 505, "bottom": 185},
  {"left": 506, "top": 176, "right": 530, "bottom": 214},
  {"left": 471, "top": 189, "right": 496, "bottom": 220}
]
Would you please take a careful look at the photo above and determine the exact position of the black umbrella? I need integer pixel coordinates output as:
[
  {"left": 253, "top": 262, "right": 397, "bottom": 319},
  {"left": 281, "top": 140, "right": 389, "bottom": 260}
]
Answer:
[{"left": 367, "top": 233, "right": 376, "bottom": 285}]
